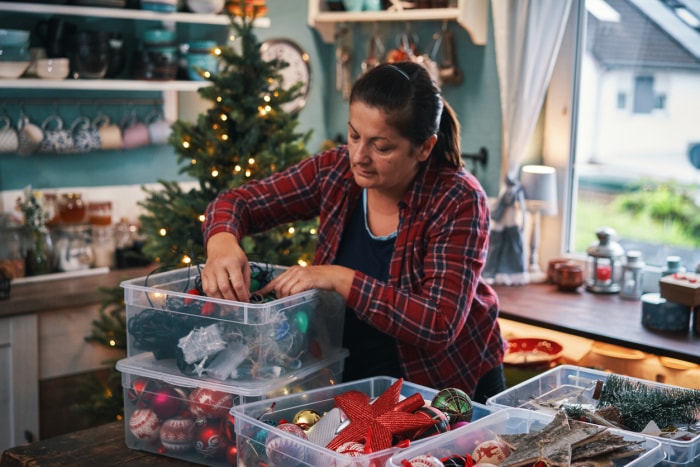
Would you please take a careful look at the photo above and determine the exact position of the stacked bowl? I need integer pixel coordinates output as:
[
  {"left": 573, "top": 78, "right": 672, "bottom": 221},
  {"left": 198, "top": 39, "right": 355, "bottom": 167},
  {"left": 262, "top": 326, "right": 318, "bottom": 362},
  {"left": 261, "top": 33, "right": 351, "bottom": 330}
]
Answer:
[
  {"left": 0, "top": 29, "right": 31, "bottom": 79},
  {"left": 133, "top": 28, "right": 177, "bottom": 80}
]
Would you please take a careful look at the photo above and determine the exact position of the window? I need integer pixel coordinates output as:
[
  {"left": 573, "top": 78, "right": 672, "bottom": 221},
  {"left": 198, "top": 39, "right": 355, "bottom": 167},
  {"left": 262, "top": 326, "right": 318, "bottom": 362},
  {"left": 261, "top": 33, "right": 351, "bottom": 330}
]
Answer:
[{"left": 565, "top": 0, "right": 700, "bottom": 269}]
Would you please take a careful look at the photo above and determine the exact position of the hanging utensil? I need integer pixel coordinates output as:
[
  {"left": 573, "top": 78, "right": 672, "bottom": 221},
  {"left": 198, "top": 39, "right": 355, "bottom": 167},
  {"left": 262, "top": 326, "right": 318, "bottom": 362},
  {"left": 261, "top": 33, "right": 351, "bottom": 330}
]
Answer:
[
  {"left": 432, "top": 22, "right": 463, "bottom": 85},
  {"left": 361, "top": 25, "right": 383, "bottom": 75}
]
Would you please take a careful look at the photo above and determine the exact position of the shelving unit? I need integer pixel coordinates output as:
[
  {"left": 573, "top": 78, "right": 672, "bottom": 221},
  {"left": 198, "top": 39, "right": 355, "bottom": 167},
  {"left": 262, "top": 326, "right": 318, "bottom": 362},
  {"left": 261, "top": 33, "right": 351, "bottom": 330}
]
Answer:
[
  {"left": 307, "top": 0, "right": 488, "bottom": 45},
  {"left": 0, "top": 3, "right": 270, "bottom": 118}
]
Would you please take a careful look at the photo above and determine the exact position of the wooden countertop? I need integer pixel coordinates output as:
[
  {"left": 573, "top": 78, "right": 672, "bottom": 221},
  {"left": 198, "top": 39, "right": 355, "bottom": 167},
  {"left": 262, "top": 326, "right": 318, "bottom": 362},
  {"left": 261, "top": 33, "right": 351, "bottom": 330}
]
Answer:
[
  {"left": 1, "top": 266, "right": 152, "bottom": 318},
  {"left": 1, "top": 421, "right": 195, "bottom": 466},
  {"left": 494, "top": 283, "right": 700, "bottom": 364}
]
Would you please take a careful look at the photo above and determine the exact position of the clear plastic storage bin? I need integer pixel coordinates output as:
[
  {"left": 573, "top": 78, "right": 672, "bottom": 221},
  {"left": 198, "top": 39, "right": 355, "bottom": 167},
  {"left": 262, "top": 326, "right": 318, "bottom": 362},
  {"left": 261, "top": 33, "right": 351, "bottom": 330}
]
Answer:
[
  {"left": 386, "top": 407, "right": 664, "bottom": 467},
  {"left": 232, "top": 376, "right": 495, "bottom": 467},
  {"left": 117, "top": 349, "right": 348, "bottom": 466},
  {"left": 121, "top": 263, "right": 346, "bottom": 384},
  {"left": 486, "top": 364, "right": 700, "bottom": 465}
]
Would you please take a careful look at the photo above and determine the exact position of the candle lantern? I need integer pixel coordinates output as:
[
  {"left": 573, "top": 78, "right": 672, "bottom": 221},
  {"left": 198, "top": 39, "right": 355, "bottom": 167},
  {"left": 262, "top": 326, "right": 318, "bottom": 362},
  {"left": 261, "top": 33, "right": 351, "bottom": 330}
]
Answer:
[
  {"left": 585, "top": 227, "right": 624, "bottom": 294},
  {"left": 620, "top": 250, "right": 645, "bottom": 300}
]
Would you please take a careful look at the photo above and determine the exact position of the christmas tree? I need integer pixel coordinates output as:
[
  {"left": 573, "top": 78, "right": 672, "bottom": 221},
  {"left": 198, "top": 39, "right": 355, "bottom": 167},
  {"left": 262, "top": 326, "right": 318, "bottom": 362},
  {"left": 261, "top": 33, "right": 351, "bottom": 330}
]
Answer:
[
  {"left": 73, "top": 1, "right": 321, "bottom": 426},
  {"left": 139, "top": 1, "right": 318, "bottom": 269}
]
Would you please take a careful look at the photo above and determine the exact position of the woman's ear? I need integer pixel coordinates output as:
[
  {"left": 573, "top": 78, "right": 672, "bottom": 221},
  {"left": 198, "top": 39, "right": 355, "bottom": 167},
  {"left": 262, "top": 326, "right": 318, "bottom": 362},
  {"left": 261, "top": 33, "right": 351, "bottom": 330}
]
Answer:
[{"left": 417, "top": 134, "right": 438, "bottom": 162}]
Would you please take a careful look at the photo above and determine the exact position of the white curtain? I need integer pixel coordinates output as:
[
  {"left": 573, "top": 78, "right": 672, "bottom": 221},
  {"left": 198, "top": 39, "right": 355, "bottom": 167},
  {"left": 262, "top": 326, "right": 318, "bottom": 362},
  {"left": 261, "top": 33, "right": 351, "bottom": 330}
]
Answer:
[{"left": 483, "top": 0, "right": 572, "bottom": 285}]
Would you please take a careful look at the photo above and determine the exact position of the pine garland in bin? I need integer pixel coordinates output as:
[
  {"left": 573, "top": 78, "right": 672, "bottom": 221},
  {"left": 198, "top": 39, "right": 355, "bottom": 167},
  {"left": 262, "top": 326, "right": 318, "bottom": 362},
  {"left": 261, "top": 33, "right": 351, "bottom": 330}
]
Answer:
[{"left": 596, "top": 374, "right": 700, "bottom": 433}]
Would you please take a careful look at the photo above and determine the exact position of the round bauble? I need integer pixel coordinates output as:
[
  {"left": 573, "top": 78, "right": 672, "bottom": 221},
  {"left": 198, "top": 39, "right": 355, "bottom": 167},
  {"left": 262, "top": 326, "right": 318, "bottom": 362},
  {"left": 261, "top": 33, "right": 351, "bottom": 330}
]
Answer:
[
  {"left": 334, "top": 441, "right": 365, "bottom": 456},
  {"left": 405, "top": 454, "right": 444, "bottom": 467},
  {"left": 472, "top": 439, "right": 509, "bottom": 465},
  {"left": 188, "top": 387, "right": 234, "bottom": 420},
  {"left": 194, "top": 422, "right": 226, "bottom": 458},
  {"left": 160, "top": 416, "right": 195, "bottom": 453},
  {"left": 431, "top": 388, "right": 474, "bottom": 424},
  {"left": 265, "top": 422, "right": 308, "bottom": 466},
  {"left": 151, "top": 386, "right": 185, "bottom": 419},
  {"left": 127, "top": 378, "right": 157, "bottom": 407},
  {"left": 292, "top": 409, "right": 321, "bottom": 431},
  {"left": 222, "top": 411, "right": 236, "bottom": 444},
  {"left": 410, "top": 406, "right": 450, "bottom": 441},
  {"left": 129, "top": 408, "right": 161, "bottom": 443},
  {"left": 225, "top": 443, "right": 238, "bottom": 465},
  {"left": 441, "top": 454, "right": 471, "bottom": 466}
]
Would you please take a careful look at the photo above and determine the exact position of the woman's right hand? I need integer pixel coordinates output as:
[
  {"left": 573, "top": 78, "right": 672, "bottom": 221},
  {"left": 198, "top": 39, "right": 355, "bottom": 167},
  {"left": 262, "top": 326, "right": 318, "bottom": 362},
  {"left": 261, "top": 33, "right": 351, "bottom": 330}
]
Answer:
[{"left": 201, "top": 232, "right": 251, "bottom": 302}]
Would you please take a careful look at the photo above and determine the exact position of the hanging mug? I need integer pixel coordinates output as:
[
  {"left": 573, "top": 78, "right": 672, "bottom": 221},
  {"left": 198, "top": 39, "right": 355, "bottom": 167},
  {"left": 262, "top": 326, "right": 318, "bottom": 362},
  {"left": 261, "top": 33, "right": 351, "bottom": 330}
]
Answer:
[
  {"left": 93, "top": 114, "right": 122, "bottom": 150},
  {"left": 0, "top": 116, "right": 19, "bottom": 153},
  {"left": 146, "top": 111, "right": 172, "bottom": 146},
  {"left": 17, "top": 114, "right": 44, "bottom": 156},
  {"left": 121, "top": 114, "right": 150, "bottom": 149},
  {"left": 39, "top": 114, "right": 74, "bottom": 154},
  {"left": 71, "top": 116, "right": 101, "bottom": 153}
]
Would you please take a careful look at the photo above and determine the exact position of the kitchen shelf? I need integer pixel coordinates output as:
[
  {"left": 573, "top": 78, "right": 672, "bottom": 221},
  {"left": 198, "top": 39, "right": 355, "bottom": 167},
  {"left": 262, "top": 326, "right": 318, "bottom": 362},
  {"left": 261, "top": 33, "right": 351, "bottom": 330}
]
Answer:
[
  {"left": 307, "top": 0, "right": 487, "bottom": 45},
  {"left": 0, "top": 1, "right": 271, "bottom": 27},
  {"left": 0, "top": 78, "right": 206, "bottom": 92}
]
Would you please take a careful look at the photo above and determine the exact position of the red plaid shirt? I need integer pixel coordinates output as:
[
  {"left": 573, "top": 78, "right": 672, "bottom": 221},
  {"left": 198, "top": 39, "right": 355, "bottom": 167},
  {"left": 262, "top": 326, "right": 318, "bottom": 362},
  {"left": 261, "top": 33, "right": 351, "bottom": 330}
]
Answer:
[{"left": 203, "top": 145, "right": 505, "bottom": 395}]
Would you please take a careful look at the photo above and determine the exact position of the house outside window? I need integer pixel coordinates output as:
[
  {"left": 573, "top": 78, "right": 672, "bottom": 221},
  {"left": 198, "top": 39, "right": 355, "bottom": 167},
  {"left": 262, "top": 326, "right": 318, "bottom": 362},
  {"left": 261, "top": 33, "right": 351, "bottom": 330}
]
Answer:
[{"left": 560, "top": 0, "right": 700, "bottom": 270}]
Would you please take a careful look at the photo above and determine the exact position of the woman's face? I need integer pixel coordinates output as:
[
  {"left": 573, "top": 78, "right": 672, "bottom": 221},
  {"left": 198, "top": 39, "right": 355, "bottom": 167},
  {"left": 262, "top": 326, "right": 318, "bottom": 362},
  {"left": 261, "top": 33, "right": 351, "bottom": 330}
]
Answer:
[{"left": 347, "top": 102, "right": 433, "bottom": 199}]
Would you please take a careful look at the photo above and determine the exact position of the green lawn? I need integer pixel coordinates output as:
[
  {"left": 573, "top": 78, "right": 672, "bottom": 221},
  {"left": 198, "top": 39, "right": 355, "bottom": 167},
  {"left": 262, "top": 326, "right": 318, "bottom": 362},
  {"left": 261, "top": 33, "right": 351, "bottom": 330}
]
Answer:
[{"left": 574, "top": 196, "right": 695, "bottom": 252}]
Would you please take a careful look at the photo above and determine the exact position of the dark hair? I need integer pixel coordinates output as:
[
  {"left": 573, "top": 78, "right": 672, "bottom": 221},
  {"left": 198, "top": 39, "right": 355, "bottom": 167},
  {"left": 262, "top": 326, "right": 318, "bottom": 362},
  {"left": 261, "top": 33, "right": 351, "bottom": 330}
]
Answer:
[{"left": 349, "top": 61, "right": 462, "bottom": 168}]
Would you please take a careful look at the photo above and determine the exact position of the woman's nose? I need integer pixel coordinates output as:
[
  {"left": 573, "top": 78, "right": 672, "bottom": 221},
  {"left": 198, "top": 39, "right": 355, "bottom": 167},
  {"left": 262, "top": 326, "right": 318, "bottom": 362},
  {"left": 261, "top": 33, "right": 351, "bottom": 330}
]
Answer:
[{"left": 351, "top": 141, "right": 371, "bottom": 163}]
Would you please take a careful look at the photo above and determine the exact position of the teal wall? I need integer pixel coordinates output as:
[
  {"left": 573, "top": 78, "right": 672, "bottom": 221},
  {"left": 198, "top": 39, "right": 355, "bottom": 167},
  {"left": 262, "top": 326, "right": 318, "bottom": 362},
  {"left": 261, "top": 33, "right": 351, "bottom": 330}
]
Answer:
[{"left": 0, "top": 0, "right": 502, "bottom": 195}]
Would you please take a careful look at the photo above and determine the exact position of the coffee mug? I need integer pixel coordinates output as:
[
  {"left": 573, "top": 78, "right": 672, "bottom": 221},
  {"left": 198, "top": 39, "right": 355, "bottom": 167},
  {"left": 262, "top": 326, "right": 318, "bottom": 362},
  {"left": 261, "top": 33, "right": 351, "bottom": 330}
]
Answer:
[
  {"left": 39, "top": 115, "right": 74, "bottom": 154},
  {"left": 146, "top": 112, "right": 172, "bottom": 145},
  {"left": 93, "top": 114, "right": 122, "bottom": 150},
  {"left": 121, "top": 115, "right": 150, "bottom": 149},
  {"left": 71, "top": 116, "right": 101, "bottom": 153},
  {"left": 0, "top": 116, "right": 19, "bottom": 153},
  {"left": 17, "top": 114, "right": 44, "bottom": 156}
]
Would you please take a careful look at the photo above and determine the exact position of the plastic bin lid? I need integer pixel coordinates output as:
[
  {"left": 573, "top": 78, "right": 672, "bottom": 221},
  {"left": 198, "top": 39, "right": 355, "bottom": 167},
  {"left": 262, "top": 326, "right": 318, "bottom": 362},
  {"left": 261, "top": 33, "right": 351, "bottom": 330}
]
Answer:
[{"left": 116, "top": 348, "right": 348, "bottom": 397}]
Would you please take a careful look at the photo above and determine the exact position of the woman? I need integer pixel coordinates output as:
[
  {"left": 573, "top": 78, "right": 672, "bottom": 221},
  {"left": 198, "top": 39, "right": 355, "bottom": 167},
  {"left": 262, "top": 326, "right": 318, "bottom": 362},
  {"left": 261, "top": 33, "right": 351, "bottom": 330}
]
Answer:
[{"left": 201, "top": 61, "right": 505, "bottom": 402}]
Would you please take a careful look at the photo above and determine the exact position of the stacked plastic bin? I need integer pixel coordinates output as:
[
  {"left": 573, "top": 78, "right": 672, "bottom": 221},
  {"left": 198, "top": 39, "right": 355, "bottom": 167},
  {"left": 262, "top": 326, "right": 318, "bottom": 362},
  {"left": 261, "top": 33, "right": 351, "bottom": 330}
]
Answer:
[{"left": 117, "top": 263, "right": 348, "bottom": 466}]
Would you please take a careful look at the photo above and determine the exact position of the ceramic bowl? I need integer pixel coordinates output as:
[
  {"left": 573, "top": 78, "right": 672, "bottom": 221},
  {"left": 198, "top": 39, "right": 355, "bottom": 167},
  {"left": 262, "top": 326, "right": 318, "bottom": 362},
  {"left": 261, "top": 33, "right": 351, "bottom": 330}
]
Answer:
[
  {"left": 143, "top": 28, "right": 176, "bottom": 45},
  {"left": 0, "top": 29, "right": 30, "bottom": 46},
  {"left": 36, "top": 58, "right": 70, "bottom": 80},
  {"left": 186, "top": 0, "right": 225, "bottom": 14},
  {"left": 0, "top": 61, "right": 30, "bottom": 79}
]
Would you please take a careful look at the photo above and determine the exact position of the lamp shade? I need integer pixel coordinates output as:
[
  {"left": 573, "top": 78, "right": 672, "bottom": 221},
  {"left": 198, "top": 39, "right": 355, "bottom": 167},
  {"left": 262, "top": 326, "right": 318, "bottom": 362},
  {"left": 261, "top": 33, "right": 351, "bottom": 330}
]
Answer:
[{"left": 520, "top": 165, "right": 558, "bottom": 216}]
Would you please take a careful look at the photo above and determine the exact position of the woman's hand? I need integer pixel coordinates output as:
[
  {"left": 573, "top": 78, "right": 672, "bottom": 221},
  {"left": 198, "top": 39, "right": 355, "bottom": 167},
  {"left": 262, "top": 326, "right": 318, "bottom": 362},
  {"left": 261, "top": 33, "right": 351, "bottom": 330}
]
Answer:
[
  {"left": 202, "top": 232, "right": 251, "bottom": 301},
  {"left": 257, "top": 264, "right": 354, "bottom": 299}
]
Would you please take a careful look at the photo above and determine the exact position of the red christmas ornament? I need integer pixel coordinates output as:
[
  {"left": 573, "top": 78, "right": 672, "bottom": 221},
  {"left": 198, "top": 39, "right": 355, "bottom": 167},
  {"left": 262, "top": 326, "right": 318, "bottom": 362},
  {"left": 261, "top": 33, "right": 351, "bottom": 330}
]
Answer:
[
  {"left": 265, "top": 423, "right": 308, "bottom": 466},
  {"left": 184, "top": 288, "right": 201, "bottom": 305},
  {"left": 151, "top": 387, "right": 185, "bottom": 419},
  {"left": 128, "top": 408, "right": 161, "bottom": 443},
  {"left": 326, "top": 378, "right": 438, "bottom": 453},
  {"left": 225, "top": 444, "right": 238, "bottom": 465},
  {"left": 160, "top": 416, "right": 195, "bottom": 453},
  {"left": 222, "top": 412, "right": 236, "bottom": 443},
  {"left": 201, "top": 301, "right": 217, "bottom": 317},
  {"left": 127, "top": 378, "right": 157, "bottom": 407},
  {"left": 188, "top": 387, "right": 234, "bottom": 420},
  {"left": 409, "top": 406, "right": 450, "bottom": 441},
  {"left": 195, "top": 422, "right": 227, "bottom": 458}
]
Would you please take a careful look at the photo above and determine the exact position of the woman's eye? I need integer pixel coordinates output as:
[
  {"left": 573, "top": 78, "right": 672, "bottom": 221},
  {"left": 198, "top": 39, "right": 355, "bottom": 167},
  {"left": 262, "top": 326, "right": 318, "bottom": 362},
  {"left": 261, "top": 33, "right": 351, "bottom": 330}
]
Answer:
[
  {"left": 349, "top": 133, "right": 360, "bottom": 141},
  {"left": 373, "top": 144, "right": 391, "bottom": 153}
]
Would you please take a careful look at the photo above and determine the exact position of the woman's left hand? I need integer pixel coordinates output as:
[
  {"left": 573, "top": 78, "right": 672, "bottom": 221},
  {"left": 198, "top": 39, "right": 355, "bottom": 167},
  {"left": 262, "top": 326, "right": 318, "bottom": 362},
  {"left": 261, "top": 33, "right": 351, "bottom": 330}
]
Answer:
[{"left": 256, "top": 264, "right": 354, "bottom": 299}]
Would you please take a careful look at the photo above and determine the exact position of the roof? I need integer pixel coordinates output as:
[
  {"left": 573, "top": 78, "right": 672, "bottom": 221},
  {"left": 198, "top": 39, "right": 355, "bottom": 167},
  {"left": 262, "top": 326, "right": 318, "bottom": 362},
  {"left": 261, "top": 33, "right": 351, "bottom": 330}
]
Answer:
[{"left": 588, "top": 0, "right": 700, "bottom": 70}]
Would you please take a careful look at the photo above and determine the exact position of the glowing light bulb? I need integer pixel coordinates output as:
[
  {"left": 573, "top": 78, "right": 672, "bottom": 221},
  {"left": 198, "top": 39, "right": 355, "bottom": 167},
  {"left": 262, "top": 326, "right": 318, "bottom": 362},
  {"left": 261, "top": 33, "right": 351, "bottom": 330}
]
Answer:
[
  {"left": 183, "top": 141, "right": 190, "bottom": 149},
  {"left": 220, "top": 114, "right": 228, "bottom": 121},
  {"left": 245, "top": 169, "right": 252, "bottom": 177},
  {"left": 298, "top": 259, "right": 308, "bottom": 267},
  {"left": 288, "top": 227, "right": 295, "bottom": 234},
  {"left": 221, "top": 134, "right": 229, "bottom": 141},
  {"left": 182, "top": 255, "right": 192, "bottom": 264},
  {"left": 159, "top": 228, "right": 167, "bottom": 236},
  {"left": 310, "top": 228, "right": 317, "bottom": 235},
  {"left": 198, "top": 214, "right": 205, "bottom": 222},
  {"left": 248, "top": 157, "right": 255, "bottom": 164},
  {"left": 212, "top": 169, "right": 219, "bottom": 177},
  {"left": 234, "top": 165, "right": 241, "bottom": 172}
]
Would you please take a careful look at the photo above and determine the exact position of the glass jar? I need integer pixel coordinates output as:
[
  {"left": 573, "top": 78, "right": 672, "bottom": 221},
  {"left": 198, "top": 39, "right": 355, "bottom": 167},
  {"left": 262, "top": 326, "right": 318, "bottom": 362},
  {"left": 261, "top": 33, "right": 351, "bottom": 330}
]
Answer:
[
  {"left": 59, "top": 193, "right": 86, "bottom": 224},
  {"left": 88, "top": 201, "right": 113, "bottom": 226},
  {"left": 0, "top": 213, "right": 26, "bottom": 279},
  {"left": 53, "top": 224, "right": 94, "bottom": 272},
  {"left": 24, "top": 226, "right": 54, "bottom": 276},
  {"left": 92, "top": 225, "right": 116, "bottom": 268}
]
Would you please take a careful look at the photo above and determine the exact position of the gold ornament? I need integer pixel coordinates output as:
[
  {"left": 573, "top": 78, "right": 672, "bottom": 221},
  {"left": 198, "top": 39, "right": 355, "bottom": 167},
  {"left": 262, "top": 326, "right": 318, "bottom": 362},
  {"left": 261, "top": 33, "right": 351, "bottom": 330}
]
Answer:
[{"left": 292, "top": 409, "right": 321, "bottom": 431}]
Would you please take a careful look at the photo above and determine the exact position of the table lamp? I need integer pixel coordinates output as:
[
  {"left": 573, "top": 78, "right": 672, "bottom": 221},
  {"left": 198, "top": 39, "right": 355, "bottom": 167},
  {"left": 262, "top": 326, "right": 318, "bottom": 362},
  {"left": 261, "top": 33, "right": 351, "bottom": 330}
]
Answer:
[{"left": 520, "top": 165, "right": 558, "bottom": 283}]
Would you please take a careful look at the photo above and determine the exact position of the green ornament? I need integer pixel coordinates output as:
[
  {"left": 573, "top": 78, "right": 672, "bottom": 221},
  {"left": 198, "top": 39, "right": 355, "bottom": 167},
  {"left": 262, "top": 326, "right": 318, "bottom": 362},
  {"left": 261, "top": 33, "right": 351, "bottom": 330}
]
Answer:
[
  {"left": 250, "top": 278, "right": 260, "bottom": 292},
  {"left": 431, "top": 387, "right": 474, "bottom": 424},
  {"left": 293, "top": 310, "right": 309, "bottom": 334}
]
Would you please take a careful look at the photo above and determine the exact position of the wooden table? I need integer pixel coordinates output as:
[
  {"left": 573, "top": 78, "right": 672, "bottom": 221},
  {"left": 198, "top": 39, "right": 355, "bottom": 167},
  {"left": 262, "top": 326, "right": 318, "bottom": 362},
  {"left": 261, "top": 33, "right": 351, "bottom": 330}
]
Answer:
[
  {"left": 495, "top": 283, "right": 700, "bottom": 364},
  {"left": 0, "top": 421, "right": 196, "bottom": 466}
]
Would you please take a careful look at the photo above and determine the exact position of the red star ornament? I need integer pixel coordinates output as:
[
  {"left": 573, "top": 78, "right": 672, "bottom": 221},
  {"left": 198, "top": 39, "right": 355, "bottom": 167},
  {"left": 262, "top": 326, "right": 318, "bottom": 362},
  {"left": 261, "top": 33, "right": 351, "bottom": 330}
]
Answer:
[{"left": 326, "top": 378, "right": 437, "bottom": 453}]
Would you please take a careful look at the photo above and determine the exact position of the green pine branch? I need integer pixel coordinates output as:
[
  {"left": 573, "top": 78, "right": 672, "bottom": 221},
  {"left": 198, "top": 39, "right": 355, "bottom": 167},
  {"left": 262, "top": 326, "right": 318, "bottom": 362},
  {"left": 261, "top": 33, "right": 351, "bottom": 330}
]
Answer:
[{"left": 598, "top": 374, "right": 700, "bottom": 432}]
